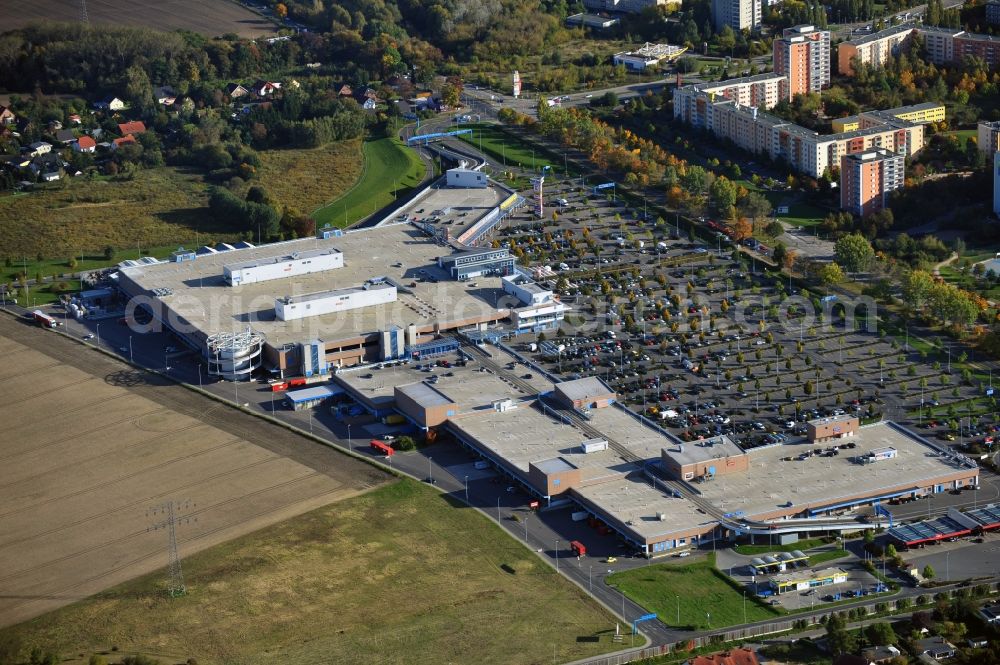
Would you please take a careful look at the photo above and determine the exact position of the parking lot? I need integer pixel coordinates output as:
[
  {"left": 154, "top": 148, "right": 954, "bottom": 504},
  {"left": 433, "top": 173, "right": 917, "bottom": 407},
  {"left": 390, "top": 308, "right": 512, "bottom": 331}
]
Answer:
[
  {"left": 488, "top": 176, "right": 999, "bottom": 457},
  {"left": 904, "top": 530, "right": 1000, "bottom": 581}
]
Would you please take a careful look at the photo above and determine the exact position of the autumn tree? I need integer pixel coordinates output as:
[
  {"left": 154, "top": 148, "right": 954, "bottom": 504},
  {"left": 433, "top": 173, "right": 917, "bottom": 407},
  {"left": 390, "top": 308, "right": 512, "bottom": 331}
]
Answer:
[{"left": 731, "top": 218, "right": 753, "bottom": 243}]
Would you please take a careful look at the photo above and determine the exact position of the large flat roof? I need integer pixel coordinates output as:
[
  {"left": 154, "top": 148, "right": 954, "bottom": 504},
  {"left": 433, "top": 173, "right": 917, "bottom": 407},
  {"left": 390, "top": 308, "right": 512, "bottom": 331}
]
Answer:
[
  {"left": 554, "top": 376, "right": 614, "bottom": 402},
  {"left": 397, "top": 381, "right": 455, "bottom": 408},
  {"left": 694, "top": 423, "right": 974, "bottom": 519},
  {"left": 119, "top": 223, "right": 506, "bottom": 348},
  {"left": 396, "top": 181, "right": 507, "bottom": 239},
  {"left": 451, "top": 401, "right": 632, "bottom": 477},
  {"left": 572, "top": 476, "right": 714, "bottom": 541},
  {"left": 664, "top": 435, "right": 744, "bottom": 466},
  {"left": 337, "top": 355, "right": 555, "bottom": 411}
]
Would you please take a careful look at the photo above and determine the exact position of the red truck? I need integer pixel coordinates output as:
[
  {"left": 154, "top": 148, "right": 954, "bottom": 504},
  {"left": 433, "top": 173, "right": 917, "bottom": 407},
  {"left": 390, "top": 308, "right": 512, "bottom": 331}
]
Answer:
[
  {"left": 370, "top": 439, "right": 395, "bottom": 456},
  {"left": 570, "top": 540, "right": 587, "bottom": 557},
  {"left": 32, "top": 310, "right": 59, "bottom": 328}
]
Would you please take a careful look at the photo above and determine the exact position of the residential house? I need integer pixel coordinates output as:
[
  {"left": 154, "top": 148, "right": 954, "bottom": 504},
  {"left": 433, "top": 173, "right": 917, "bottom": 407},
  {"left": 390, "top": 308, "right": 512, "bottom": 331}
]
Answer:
[
  {"left": 68, "top": 113, "right": 82, "bottom": 125},
  {"left": 55, "top": 129, "right": 76, "bottom": 145},
  {"left": 0, "top": 154, "right": 30, "bottom": 172},
  {"left": 251, "top": 80, "right": 281, "bottom": 96},
  {"left": 832, "top": 656, "right": 871, "bottom": 665},
  {"left": 28, "top": 153, "right": 63, "bottom": 181},
  {"left": 27, "top": 141, "right": 52, "bottom": 157},
  {"left": 861, "top": 646, "right": 901, "bottom": 664},
  {"left": 355, "top": 87, "right": 383, "bottom": 111},
  {"left": 967, "top": 636, "right": 989, "bottom": 649},
  {"left": 154, "top": 85, "right": 177, "bottom": 105},
  {"left": 337, "top": 84, "right": 353, "bottom": 97},
  {"left": 915, "top": 636, "right": 956, "bottom": 661},
  {"left": 225, "top": 83, "right": 250, "bottom": 99},
  {"left": 117, "top": 121, "right": 147, "bottom": 135},
  {"left": 979, "top": 602, "right": 1000, "bottom": 624},
  {"left": 94, "top": 96, "right": 126, "bottom": 111},
  {"left": 112, "top": 135, "right": 137, "bottom": 150},
  {"left": 393, "top": 99, "right": 415, "bottom": 119},
  {"left": 688, "top": 647, "right": 760, "bottom": 665},
  {"left": 48, "top": 119, "right": 63, "bottom": 132},
  {"left": 73, "top": 136, "right": 97, "bottom": 153},
  {"left": 0, "top": 105, "right": 15, "bottom": 125}
]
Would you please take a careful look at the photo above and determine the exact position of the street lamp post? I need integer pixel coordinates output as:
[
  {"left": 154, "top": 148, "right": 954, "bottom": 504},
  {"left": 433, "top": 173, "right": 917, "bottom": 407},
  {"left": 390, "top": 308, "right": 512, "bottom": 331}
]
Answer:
[
  {"left": 129, "top": 336, "right": 134, "bottom": 363},
  {"left": 465, "top": 475, "right": 469, "bottom": 503},
  {"left": 96, "top": 323, "right": 101, "bottom": 348},
  {"left": 428, "top": 456, "right": 433, "bottom": 484},
  {"left": 347, "top": 423, "right": 352, "bottom": 452},
  {"left": 555, "top": 540, "right": 559, "bottom": 571},
  {"left": 676, "top": 595, "right": 680, "bottom": 625}
]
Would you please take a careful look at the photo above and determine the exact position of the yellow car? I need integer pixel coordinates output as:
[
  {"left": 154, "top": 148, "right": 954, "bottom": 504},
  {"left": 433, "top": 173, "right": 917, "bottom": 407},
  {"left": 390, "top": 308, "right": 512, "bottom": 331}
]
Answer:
[{"left": 606, "top": 556, "right": 618, "bottom": 563}]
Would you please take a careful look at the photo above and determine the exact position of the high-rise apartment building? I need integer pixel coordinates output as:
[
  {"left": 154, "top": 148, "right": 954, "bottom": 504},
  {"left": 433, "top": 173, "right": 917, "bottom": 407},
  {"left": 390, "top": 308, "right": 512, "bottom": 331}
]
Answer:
[
  {"left": 840, "top": 149, "right": 905, "bottom": 217},
  {"left": 712, "top": 0, "right": 761, "bottom": 32},
  {"left": 773, "top": 25, "right": 831, "bottom": 96}
]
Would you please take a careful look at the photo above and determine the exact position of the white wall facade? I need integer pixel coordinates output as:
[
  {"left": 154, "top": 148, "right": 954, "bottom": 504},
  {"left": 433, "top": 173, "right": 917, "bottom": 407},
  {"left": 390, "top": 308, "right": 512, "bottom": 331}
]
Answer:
[
  {"left": 224, "top": 250, "right": 343, "bottom": 286},
  {"left": 275, "top": 284, "right": 397, "bottom": 321}
]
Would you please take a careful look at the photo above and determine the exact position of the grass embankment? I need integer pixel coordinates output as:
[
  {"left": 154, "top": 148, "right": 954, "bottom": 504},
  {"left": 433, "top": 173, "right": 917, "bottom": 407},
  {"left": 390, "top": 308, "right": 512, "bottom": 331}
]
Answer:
[
  {"left": 606, "top": 553, "right": 782, "bottom": 630},
  {"left": 311, "top": 137, "right": 424, "bottom": 228},
  {"left": 1, "top": 479, "right": 619, "bottom": 665}
]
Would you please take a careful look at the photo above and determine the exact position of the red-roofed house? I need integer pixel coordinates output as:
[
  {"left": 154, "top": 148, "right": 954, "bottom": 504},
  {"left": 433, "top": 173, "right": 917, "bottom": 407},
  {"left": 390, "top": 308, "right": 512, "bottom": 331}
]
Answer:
[
  {"left": 112, "top": 135, "right": 137, "bottom": 150},
  {"left": 689, "top": 648, "right": 760, "bottom": 665},
  {"left": 73, "top": 136, "right": 97, "bottom": 153},
  {"left": 117, "top": 121, "right": 147, "bottom": 135},
  {"left": 251, "top": 80, "right": 281, "bottom": 96}
]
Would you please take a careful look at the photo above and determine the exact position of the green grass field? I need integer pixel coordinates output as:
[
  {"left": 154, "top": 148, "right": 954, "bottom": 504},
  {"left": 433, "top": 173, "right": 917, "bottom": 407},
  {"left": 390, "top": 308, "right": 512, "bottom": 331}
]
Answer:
[
  {"left": 808, "top": 549, "right": 850, "bottom": 565},
  {"left": 311, "top": 137, "right": 425, "bottom": 228},
  {"left": 732, "top": 538, "right": 830, "bottom": 556},
  {"left": 940, "top": 129, "right": 977, "bottom": 149},
  {"left": 459, "top": 123, "right": 573, "bottom": 173},
  {"left": 606, "top": 554, "right": 782, "bottom": 630},
  {"left": 767, "top": 195, "right": 828, "bottom": 228},
  {"left": 1, "top": 479, "right": 620, "bottom": 665}
]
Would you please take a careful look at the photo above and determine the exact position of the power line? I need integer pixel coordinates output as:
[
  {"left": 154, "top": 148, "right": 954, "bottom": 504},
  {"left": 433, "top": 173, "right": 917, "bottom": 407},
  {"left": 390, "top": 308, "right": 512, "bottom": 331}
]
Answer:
[{"left": 147, "top": 499, "right": 196, "bottom": 597}]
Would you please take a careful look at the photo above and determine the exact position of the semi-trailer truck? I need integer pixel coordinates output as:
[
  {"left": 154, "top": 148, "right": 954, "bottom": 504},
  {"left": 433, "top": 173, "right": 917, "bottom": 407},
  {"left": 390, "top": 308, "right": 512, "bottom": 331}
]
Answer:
[{"left": 32, "top": 310, "right": 59, "bottom": 328}]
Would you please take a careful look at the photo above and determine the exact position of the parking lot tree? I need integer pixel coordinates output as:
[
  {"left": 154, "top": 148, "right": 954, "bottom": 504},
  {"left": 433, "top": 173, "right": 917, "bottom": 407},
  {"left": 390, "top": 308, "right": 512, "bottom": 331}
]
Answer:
[
  {"left": 923, "top": 564, "right": 936, "bottom": 579},
  {"left": 804, "top": 380, "right": 815, "bottom": 395}
]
